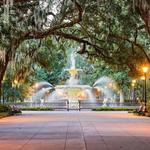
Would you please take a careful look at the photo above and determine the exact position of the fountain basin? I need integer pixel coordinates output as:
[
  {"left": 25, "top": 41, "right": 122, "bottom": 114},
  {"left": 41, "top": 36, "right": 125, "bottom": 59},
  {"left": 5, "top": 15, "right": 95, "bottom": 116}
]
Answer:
[
  {"left": 54, "top": 85, "right": 93, "bottom": 101},
  {"left": 56, "top": 85, "right": 92, "bottom": 89}
]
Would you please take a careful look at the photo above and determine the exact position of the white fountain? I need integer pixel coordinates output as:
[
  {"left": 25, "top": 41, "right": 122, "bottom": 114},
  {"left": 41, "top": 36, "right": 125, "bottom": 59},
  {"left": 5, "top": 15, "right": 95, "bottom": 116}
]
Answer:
[
  {"left": 25, "top": 81, "right": 53, "bottom": 104},
  {"left": 48, "top": 51, "right": 95, "bottom": 109},
  {"left": 93, "top": 76, "right": 124, "bottom": 106},
  {"left": 27, "top": 50, "right": 124, "bottom": 109}
]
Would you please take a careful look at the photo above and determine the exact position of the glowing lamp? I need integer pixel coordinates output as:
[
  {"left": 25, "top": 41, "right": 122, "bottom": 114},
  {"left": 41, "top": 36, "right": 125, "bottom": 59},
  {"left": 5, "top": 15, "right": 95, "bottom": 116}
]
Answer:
[
  {"left": 142, "top": 66, "right": 148, "bottom": 73},
  {"left": 78, "top": 91, "right": 86, "bottom": 99},
  {"left": 14, "top": 79, "right": 18, "bottom": 85},
  {"left": 80, "top": 91, "right": 85, "bottom": 97},
  {"left": 35, "top": 83, "right": 38, "bottom": 88},
  {"left": 131, "top": 83, "right": 135, "bottom": 87},
  {"left": 95, "top": 87, "right": 101, "bottom": 92},
  {"left": 132, "top": 79, "right": 136, "bottom": 84}
]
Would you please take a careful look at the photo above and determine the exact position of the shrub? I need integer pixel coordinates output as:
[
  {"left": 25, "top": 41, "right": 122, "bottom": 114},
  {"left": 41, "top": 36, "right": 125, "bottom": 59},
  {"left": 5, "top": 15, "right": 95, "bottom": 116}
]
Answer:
[
  {"left": 0, "top": 104, "right": 12, "bottom": 115},
  {"left": 146, "top": 103, "right": 150, "bottom": 117},
  {"left": 92, "top": 107, "right": 135, "bottom": 111},
  {"left": 21, "top": 107, "right": 54, "bottom": 111},
  {"left": 132, "top": 103, "right": 150, "bottom": 117},
  {"left": 0, "top": 104, "right": 22, "bottom": 115}
]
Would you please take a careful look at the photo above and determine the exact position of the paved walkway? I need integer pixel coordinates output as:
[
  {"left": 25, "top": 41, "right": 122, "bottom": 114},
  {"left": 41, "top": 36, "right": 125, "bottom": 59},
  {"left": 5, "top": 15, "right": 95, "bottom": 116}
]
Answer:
[{"left": 0, "top": 111, "right": 150, "bottom": 150}]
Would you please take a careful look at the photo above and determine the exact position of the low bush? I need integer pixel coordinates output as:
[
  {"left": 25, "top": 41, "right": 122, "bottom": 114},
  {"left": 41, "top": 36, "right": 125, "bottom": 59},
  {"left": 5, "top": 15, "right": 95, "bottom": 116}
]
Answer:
[
  {"left": 21, "top": 107, "right": 54, "bottom": 111},
  {"left": 92, "top": 107, "right": 135, "bottom": 111},
  {"left": 0, "top": 104, "right": 22, "bottom": 117},
  {"left": 145, "top": 103, "right": 150, "bottom": 117},
  {"left": 0, "top": 104, "right": 13, "bottom": 115},
  {"left": 132, "top": 103, "right": 150, "bottom": 117}
]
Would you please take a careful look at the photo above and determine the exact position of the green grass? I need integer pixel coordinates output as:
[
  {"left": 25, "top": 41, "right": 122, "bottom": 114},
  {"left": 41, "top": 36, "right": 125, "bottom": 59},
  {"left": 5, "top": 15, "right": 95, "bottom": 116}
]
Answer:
[
  {"left": 92, "top": 107, "right": 135, "bottom": 111},
  {"left": 21, "top": 107, "right": 54, "bottom": 111}
]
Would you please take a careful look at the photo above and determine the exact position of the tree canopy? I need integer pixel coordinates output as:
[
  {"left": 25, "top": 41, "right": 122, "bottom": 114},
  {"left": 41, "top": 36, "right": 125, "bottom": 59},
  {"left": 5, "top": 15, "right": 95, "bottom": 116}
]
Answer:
[{"left": 0, "top": 0, "right": 150, "bottom": 100}]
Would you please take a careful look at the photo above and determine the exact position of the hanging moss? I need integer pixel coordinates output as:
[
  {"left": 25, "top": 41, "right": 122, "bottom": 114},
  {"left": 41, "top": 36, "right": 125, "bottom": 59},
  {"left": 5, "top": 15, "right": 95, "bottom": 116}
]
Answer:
[{"left": 3, "top": 0, "right": 14, "bottom": 23}]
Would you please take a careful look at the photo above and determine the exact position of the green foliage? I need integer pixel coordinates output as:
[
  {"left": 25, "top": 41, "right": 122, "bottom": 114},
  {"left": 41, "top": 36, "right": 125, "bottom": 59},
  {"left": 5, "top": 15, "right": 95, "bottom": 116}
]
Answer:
[
  {"left": 1, "top": 0, "right": 150, "bottom": 103},
  {"left": 26, "top": 38, "right": 67, "bottom": 85},
  {"left": 92, "top": 107, "right": 135, "bottom": 111},
  {"left": 21, "top": 107, "right": 54, "bottom": 111},
  {"left": 0, "top": 104, "right": 11, "bottom": 113},
  {"left": 2, "top": 67, "right": 27, "bottom": 102},
  {"left": 1, "top": 0, "right": 149, "bottom": 79},
  {"left": 90, "top": 60, "right": 131, "bottom": 97},
  {"left": 1, "top": 37, "right": 67, "bottom": 102},
  {"left": 0, "top": 104, "right": 21, "bottom": 115},
  {"left": 73, "top": 0, "right": 150, "bottom": 77}
]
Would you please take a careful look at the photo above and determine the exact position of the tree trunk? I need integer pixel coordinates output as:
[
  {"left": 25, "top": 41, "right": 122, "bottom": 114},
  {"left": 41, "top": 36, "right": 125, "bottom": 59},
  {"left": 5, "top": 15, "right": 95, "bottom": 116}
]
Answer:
[
  {"left": 0, "top": 37, "right": 22, "bottom": 101},
  {"left": 119, "top": 89, "right": 124, "bottom": 104},
  {"left": 0, "top": 50, "right": 11, "bottom": 101},
  {"left": 0, "top": 65, "right": 8, "bottom": 103}
]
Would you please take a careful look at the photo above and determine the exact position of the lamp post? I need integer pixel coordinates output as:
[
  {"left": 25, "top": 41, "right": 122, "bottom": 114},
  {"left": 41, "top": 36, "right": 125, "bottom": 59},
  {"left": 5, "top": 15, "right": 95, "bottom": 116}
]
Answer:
[
  {"left": 131, "top": 79, "right": 136, "bottom": 103},
  {"left": 140, "top": 76, "right": 145, "bottom": 103},
  {"left": 142, "top": 66, "right": 149, "bottom": 112}
]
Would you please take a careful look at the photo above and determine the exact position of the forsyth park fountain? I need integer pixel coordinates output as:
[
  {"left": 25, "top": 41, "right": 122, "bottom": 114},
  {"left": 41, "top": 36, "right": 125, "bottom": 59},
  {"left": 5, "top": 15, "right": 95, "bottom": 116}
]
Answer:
[{"left": 27, "top": 50, "right": 124, "bottom": 109}]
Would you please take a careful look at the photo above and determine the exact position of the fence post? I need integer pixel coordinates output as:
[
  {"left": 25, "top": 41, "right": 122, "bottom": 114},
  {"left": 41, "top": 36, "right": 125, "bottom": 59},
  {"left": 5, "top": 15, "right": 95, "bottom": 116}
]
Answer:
[
  {"left": 78, "top": 100, "right": 81, "bottom": 111},
  {"left": 67, "top": 100, "right": 69, "bottom": 111}
]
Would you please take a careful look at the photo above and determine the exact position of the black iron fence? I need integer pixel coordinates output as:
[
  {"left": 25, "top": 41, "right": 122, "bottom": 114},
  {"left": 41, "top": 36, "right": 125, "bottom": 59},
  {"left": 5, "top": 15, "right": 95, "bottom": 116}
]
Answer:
[{"left": 5, "top": 100, "right": 140, "bottom": 111}]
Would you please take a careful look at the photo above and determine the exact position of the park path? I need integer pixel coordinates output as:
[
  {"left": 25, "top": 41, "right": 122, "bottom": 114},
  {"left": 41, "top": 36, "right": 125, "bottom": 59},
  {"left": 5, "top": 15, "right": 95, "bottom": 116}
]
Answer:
[{"left": 0, "top": 111, "right": 150, "bottom": 150}]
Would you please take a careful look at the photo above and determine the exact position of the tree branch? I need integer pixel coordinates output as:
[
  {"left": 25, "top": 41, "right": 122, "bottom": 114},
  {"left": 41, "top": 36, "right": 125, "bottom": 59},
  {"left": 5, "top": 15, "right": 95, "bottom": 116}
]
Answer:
[
  {"left": 108, "top": 33, "right": 150, "bottom": 63},
  {"left": 23, "top": 1, "right": 83, "bottom": 39},
  {"left": 52, "top": 31, "right": 116, "bottom": 61}
]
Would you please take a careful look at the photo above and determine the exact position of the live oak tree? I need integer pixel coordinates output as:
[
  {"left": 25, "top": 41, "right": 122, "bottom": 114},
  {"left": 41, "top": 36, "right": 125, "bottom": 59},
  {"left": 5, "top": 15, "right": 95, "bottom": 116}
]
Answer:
[
  {"left": 1, "top": 38, "right": 67, "bottom": 102},
  {"left": 0, "top": 0, "right": 150, "bottom": 99},
  {"left": 0, "top": 0, "right": 83, "bottom": 97},
  {"left": 56, "top": 0, "right": 150, "bottom": 78}
]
